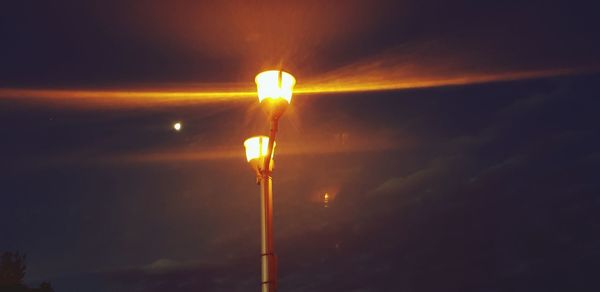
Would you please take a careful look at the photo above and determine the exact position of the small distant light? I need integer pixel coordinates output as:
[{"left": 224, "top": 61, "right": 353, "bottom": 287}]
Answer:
[
  {"left": 324, "top": 193, "right": 329, "bottom": 208},
  {"left": 173, "top": 122, "right": 182, "bottom": 131}
]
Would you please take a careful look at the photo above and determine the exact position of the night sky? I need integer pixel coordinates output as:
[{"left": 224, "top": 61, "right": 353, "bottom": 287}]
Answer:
[{"left": 1, "top": 1, "right": 600, "bottom": 291}]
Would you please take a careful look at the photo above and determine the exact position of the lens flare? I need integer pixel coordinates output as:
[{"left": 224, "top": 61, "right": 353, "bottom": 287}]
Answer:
[
  {"left": 0, "top": 66, "right": 593, "bottom": 108},
  {"left": 296, "top": 67, "right": 587, "bottom": 96},
  {"left": 0, "top": 86, "right": 255, "bottom": 108}
]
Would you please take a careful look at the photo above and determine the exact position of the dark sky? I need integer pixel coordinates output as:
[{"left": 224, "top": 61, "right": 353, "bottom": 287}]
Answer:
[{"left": 1, "top": 1, "right": 600, "bottom": 291}]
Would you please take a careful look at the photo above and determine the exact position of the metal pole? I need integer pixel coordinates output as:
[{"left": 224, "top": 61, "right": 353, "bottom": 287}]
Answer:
[
  {"left": 260, "top": 118, "right": 279, "bottom": 292},
  {"left": 260, "top": 173, "right": 275, "bottom": 292},
  {"left": 259, "top": 176, "right": 267, "bottom": 292}
]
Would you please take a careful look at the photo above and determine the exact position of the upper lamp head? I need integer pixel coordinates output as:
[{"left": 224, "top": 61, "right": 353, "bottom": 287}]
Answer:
[{"left": 255, "top": 70, "right": 296, "bottom": 120}]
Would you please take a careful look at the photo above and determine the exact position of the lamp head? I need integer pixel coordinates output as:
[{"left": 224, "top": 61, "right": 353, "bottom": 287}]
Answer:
[
  {"left": 243, "top": 136, "right": 275, "bottom": 176},
  {"left": 255, "top": 70, "right": 296, "bottom": 120}
]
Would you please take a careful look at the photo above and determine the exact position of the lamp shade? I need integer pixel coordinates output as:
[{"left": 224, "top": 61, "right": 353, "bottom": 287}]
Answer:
[
  {"left": 255, "top": 70, "right": 296, "bottom": 103},
  {"left": 243, "top": 136, "right": 275, "bottom": 162}
]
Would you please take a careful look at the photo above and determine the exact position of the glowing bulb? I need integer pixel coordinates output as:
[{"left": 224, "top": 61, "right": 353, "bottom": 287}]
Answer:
[
  {"left": 324, "top": 192, "right": 329, "bottom": 208},
  {"left": 255, "top": 70, "right": 296, "bottom": 103},
  {"left": 243, "top": 136, "right": 275, "bottom": 162},
  {"left": 173, "top": 122, "right": 182, "bottom": 131}
]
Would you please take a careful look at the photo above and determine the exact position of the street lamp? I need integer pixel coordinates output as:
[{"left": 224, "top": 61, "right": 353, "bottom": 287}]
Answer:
[
  {"left": 244, "top": 135, "right": 275, "bottom": 181},
  {"left": 244, "top": 70, "right": 295, "bottom": 292}
]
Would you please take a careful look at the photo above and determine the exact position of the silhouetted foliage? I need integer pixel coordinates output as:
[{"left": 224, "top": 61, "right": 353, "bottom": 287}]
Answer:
[
  {"left": 30, "top": 282, "right": 53, "bottom": 292},
  {"left": 0, "top": 252, "right": 54, "bottom": 292},
  {"left": 0, "top": 252, "right": 26, "bottom": 286}
]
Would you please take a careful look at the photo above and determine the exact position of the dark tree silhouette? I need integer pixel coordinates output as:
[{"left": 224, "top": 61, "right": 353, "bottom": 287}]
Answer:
[
  {"left": 0, "top": 252, "right": 54, "bottom": 292},
  {"left": 30, "top": 282, "right": 53, "bottom": 292},
  {"left": 0, "top": 252, "right": 26, "bottom": 287}
]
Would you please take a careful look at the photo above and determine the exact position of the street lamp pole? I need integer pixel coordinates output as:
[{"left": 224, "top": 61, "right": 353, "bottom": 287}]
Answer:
[
  {"left": 260, "top": 161, "right": 275, "bottom": 292},
  {"left": 245, "top": 70, "right": 296, "bottom": 292}
]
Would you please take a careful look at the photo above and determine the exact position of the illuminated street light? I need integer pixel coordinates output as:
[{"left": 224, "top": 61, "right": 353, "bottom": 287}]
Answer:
[
  {"left": 244, "top": 136, "right": 275, "bottom": 181},
  {"left": 255, "top": 70, "right": 296, "bottom": 120},
  {"left": 243, "top": 136, "right": 273, "bottom": 162},
  {"left": 255, "top": 70, "right": 295, "bottom": 103},
  {"left": 244, "top": 70, "right": 295, "bottom": 292}
]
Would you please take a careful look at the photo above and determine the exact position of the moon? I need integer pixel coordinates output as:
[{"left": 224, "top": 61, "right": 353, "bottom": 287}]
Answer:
[{"left": 173, "top": 122, "right": 182, "bottom": 131}]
